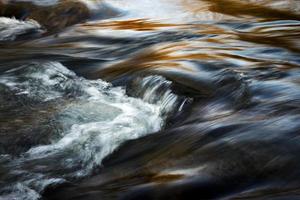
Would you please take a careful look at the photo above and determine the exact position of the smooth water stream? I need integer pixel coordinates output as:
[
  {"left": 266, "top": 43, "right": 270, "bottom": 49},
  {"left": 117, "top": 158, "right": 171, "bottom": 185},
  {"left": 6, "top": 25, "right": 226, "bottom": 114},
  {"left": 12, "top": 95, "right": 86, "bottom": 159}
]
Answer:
[{"left": 0, "top": 0, "right": 300, "bottom": 199}]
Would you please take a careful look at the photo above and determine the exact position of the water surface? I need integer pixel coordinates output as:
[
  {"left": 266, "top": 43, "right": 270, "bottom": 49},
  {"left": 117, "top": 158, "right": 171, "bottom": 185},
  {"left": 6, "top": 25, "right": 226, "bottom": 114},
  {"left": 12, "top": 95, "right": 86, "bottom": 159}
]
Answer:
[{"left": 0, "top": 0, "right": 300, "bottom": 199}]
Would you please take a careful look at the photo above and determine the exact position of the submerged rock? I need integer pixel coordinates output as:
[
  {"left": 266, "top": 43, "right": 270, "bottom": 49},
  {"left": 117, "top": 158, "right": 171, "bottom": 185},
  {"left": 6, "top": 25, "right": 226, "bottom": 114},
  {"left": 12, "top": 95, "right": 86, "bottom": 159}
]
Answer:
[{"left": 0, "top": 0, "right": 90, "bottom": 32}]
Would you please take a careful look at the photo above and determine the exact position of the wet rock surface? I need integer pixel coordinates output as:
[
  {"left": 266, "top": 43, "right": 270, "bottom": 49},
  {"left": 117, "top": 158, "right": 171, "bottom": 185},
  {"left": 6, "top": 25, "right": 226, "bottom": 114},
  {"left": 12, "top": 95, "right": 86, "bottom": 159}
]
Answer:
[{"left": 0, "top": 0, "right": 90, "bottom": 31}]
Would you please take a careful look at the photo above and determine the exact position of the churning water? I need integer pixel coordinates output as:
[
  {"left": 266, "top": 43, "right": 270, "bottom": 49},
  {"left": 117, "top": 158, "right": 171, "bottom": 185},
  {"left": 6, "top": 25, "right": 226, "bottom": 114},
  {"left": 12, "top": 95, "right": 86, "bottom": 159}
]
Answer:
[
  {"left": 0, "top": 0, "right": 300, "bottom": 199},
  {"left": 0, "top": 61, "right": 181, "bottom": 199}
]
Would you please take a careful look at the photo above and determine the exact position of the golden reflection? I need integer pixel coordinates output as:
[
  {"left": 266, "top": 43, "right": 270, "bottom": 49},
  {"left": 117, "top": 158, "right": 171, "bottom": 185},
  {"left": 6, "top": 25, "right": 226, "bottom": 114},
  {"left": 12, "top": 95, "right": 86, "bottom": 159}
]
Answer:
[
  {"left": 91, "top": 42, "right": 221, "bottom": 79},
  {"left": 237, "top": 33, "right": 300, "bottom": 53},
  {"left": 90, "top": 46, "right": 190, "bottom": 79},
  {"left": 235, "top": 21, "right": 300, "bottom": 53},
  {"left": 184, "top": 0, "right": 300, "bottom": 21},
  {"left": 151, "top": 174, "right": 184, "bottom": 183},
  {"left": 81, "top": 19, "right": 180, "bottom": 31},
  {"left": 193, "top": 20, "right": 300, "bottom": 54}
]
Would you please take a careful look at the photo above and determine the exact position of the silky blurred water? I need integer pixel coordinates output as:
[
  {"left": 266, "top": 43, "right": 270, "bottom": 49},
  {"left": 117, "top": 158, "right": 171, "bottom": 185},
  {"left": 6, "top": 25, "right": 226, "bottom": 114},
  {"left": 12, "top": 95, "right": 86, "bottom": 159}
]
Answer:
[{"left": 0, "top": 0, "right": 300, "bottom": 199}]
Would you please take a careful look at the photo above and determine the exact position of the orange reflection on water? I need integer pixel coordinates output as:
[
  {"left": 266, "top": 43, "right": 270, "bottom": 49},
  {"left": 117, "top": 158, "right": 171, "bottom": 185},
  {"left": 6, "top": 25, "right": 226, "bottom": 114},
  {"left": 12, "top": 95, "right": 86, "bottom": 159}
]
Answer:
[
  {"left": 91, "top": 43, "right": 196, "bottom": 79},
  {"left": 81, "top": 19, "right": 180, "bottom": 31},
  {"left": 181, "top": 0, "right": 300, "bottom": 21}
]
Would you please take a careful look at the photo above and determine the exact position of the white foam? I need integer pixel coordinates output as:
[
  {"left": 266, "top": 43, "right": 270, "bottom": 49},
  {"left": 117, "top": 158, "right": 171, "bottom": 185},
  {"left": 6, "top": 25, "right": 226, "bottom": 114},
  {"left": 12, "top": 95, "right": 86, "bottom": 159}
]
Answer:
[
  {"left": 131, "top": 75, "right": 179, "bottom": 115},
  {"left": 0, "top": 183, "right": 41, "bottom": 200},
  {"left": 0, "top": 17, "right": 42, "bottom": 41},
  {"left": 0, "top": 62, "right": 180, "bottom": 199}
]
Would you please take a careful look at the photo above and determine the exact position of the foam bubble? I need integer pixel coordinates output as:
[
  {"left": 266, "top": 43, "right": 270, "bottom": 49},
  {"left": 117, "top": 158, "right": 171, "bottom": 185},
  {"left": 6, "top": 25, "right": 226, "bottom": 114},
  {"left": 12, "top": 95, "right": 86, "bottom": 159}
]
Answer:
[{"left": 0, "top": 17, "right": 42, "bottom": 41}]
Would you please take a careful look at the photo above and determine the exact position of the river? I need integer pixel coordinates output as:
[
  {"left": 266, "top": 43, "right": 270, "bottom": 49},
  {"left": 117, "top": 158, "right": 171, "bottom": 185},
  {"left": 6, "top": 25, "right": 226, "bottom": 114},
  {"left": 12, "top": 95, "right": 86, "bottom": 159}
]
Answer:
[{"left": 0, "top": 0, "right": 300, "bottom": 199}]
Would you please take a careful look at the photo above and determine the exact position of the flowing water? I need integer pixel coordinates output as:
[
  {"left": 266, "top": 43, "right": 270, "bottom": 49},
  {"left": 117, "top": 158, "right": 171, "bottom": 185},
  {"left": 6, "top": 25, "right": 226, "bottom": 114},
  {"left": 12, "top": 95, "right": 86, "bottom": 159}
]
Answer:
[{"left": 0, "top": 0, "right": 300, "bottom": 199}]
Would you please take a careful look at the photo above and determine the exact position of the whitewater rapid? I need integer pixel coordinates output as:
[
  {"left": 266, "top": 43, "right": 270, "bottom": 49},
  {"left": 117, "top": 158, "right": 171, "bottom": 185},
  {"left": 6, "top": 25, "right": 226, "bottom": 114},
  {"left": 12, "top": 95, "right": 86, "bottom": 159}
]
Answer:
[{"left": 0, "top": 62, "right": 181, "bottom": 199}]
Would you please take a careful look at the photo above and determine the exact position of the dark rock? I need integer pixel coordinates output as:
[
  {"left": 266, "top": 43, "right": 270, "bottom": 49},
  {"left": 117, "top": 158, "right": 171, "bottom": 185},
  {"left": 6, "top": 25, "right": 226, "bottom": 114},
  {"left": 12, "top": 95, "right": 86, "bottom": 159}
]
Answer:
[{"left": 0, "top": 0, "right": 90, "bottom": 32}]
